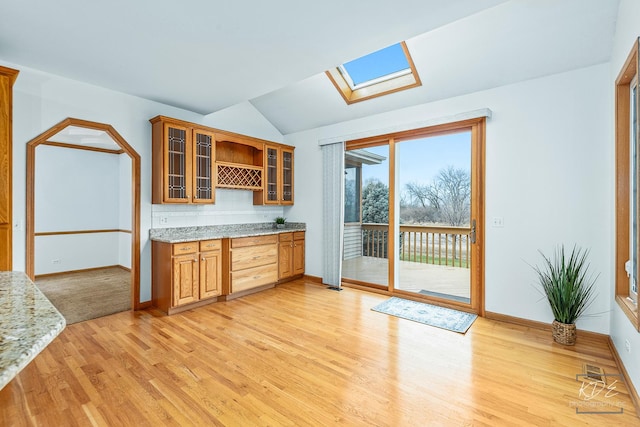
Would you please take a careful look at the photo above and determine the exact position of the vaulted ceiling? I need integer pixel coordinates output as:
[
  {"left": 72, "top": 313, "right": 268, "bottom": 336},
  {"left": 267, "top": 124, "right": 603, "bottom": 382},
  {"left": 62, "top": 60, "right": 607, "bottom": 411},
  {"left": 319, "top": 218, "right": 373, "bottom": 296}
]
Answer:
[{"left": 0, "top": 0, "right": 620, "bottom": 135}]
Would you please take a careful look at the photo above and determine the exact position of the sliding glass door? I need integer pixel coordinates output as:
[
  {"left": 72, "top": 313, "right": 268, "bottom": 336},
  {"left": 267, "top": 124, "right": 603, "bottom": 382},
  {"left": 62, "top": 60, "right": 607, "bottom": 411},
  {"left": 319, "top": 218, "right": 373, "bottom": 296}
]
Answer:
[
  {"left": 342, "top": 146, "right": 389, "bottom": 288},
  {"left": 341, "top": 118, "right": 485, "bottom": 314},
  {"left": 396, "top": 132, "right": 472, "bottom": 303}
]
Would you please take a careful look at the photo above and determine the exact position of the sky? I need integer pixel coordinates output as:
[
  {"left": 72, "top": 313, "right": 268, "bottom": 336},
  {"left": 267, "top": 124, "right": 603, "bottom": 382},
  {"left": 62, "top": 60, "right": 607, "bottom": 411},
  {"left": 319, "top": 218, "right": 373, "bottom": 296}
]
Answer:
[
  {"left": 361, "top": 131, "right": 471, "bottom": 191},
  {"left": 342, "top": 43, "right": 409, "bottom": 86}
]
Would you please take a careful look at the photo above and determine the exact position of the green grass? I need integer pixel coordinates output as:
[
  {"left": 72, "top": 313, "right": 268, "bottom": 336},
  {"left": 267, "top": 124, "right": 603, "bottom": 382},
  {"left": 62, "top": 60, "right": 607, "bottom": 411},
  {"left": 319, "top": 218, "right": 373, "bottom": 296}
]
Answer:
[{"left": 400, "top": 253, "right": 469, "bottom": 268}]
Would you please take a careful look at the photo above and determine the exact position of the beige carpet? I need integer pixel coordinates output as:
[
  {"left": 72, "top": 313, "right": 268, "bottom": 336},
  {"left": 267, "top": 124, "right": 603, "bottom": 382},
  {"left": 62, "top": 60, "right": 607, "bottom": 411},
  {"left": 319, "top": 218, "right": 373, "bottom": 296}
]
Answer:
[{"left": 36, "top": 266, "right": 131, "bottom": 324}]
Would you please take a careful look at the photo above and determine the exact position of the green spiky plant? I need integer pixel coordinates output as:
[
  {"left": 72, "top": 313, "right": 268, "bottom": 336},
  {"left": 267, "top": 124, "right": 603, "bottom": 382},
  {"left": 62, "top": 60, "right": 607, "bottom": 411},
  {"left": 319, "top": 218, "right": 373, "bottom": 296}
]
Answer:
[
  {"left": 275, "top": 217, "right": 286, "bottom": 224},
  {"left": 532, "top": 245, "right": 598, "bottom": 325}
]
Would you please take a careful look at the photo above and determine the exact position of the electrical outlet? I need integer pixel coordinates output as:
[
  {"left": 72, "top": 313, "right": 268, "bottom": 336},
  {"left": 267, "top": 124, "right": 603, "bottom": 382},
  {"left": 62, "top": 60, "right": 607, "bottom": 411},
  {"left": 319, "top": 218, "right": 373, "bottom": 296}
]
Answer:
[
  {"left": 159, "top": 216, "right": 168, "bottom": 225},
  {"left": 625, "top": 339, "right": 631, "bottom": 353},
  {"left": 52, "top": 259, "right": 61, "bottom": 265},
  {"left": 492, "top": 217, "right": 504, "bottom": 227}
]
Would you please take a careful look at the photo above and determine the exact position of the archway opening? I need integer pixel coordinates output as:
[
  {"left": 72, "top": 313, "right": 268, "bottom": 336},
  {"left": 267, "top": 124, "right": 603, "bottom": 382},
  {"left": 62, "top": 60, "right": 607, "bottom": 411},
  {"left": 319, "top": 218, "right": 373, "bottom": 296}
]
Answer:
[{"left": 26, "top": 118, "right": 141, "bottom": 312}]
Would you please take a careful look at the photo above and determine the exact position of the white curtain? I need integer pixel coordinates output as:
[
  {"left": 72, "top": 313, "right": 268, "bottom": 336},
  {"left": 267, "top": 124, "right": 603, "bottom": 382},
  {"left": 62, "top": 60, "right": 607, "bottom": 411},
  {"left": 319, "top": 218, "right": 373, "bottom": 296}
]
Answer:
[{"left": 321, "top": 141, "right": 345, "bottom": 289}]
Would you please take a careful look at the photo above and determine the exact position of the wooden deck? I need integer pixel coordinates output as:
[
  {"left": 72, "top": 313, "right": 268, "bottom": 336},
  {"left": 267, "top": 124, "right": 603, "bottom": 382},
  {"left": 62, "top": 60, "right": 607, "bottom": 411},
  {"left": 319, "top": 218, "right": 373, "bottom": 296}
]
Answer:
[{"left": 342, "top": 256, "right": 470, "bottom": 299}]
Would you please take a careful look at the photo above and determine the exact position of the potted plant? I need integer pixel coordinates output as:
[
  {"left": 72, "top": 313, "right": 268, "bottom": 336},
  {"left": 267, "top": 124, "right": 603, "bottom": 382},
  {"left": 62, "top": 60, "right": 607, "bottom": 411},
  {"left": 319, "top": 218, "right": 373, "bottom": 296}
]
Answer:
[
  {"left": 531, "top": 245, "right": 598, "bottom": 345},
  {"left": 274, "top": 217, "right": 286, "bottom": 229}
]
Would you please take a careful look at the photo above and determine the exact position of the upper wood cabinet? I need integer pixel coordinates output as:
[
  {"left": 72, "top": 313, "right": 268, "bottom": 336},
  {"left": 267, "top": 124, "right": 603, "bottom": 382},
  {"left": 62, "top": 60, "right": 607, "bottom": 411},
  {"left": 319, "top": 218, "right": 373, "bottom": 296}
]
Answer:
[
  {"left": 150, "top": 115, "right": 294, "bottom": 205},
  {"left": 215, "top": 134, "right": 264, "bottom": 191},
  {"left": 151, "top": 116, "right": 215, "bottom": 204},
  {"left": 255, "top": 144, "right": 294, "bottom": 205}
]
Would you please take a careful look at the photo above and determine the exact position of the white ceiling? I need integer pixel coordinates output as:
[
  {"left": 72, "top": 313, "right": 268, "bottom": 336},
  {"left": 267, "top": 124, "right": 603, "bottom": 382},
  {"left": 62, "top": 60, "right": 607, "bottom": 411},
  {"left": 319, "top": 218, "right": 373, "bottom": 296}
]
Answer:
[{"left": 0, "top": 0, "right": 620, "bottom": 135}]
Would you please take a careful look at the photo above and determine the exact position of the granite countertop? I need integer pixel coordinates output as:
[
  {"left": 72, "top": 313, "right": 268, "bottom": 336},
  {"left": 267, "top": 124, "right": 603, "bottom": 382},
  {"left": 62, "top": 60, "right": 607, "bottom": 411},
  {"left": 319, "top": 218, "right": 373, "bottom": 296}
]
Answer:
[
  {"left": 150, "top": 222, "right": 306, "bottom": 243},
  {"left": 0, "top": 272, "right": 66, "bottom": 390}
]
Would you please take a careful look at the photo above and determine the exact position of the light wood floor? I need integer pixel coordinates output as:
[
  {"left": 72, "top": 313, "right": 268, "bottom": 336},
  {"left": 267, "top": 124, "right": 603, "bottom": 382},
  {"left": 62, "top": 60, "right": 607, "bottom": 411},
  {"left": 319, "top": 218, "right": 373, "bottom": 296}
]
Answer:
[{"left": 1, "top": 279, "right": 638, "bottom": 426}]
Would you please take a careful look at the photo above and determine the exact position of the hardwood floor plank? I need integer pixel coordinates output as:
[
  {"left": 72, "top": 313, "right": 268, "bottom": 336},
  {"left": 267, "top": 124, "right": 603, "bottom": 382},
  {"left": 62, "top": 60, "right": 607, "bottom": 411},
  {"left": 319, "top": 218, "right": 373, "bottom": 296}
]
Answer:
[{"left": 1, "top": 278, "right": 638, "bottom": 426}]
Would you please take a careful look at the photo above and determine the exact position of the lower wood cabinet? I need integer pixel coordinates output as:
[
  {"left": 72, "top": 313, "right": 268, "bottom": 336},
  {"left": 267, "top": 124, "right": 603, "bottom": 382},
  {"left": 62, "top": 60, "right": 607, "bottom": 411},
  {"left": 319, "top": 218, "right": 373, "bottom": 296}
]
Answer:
[
  {"left": 279, "top": 231, "right": 305, "bottom": 280},
  {"left": 152, "top": 230, "right": 305, "bottom": 313},
  {"left": 152, "top": 239, "right": 222, "bottom": 314},
  {"left": 227, "top": 235, "right": 279, "bottom": 295}
]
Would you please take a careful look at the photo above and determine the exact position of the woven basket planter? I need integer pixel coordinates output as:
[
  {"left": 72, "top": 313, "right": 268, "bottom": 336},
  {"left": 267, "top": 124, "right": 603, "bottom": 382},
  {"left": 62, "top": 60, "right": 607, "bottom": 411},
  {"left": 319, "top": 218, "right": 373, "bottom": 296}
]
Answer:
[{"left": 552, "top": 320, "right": 577, "bottom": 345}]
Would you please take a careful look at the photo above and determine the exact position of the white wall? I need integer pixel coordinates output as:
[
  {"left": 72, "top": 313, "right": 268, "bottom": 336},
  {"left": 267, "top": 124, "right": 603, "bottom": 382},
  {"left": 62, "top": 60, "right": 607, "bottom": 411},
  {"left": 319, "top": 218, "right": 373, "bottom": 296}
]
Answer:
[
  {"left": 286, "top": 63, "right": 611, "bottom": 335},
  {"left": 608, "top": 0, "right": 640, "bottom": 403},
  {"left": 9, "top": 61, "right": 283, "bottom": 302}
]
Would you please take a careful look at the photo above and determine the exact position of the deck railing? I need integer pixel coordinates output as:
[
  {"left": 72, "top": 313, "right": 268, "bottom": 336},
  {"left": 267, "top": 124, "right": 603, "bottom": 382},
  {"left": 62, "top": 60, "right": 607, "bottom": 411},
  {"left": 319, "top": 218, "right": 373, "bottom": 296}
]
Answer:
[{"left": 361, "top": 223, "right": 471, "bottom": 268}]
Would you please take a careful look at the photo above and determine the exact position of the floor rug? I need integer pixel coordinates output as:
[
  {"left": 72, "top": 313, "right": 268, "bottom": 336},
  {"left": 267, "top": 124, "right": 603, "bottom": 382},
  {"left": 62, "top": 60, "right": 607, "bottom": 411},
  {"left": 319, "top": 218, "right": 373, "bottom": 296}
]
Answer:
[
  {"left": 372, "top": 297, "right": 477, "bottom": 333},
  {"left": 36, "top": 266, "right": 131, "bottom": 324}
]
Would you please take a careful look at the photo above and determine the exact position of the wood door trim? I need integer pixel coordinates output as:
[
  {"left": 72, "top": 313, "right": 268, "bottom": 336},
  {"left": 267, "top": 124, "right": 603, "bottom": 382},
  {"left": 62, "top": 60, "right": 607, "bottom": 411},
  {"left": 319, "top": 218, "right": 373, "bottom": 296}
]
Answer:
[
  {"left": 26, "top": 118, "right": 142, "bottom": 310},
  {"left": 0, "top": 66, "right": 19, "bottom": 271},
  {"left": 41, "top": 141, "right": 125, "bottom": 155}
]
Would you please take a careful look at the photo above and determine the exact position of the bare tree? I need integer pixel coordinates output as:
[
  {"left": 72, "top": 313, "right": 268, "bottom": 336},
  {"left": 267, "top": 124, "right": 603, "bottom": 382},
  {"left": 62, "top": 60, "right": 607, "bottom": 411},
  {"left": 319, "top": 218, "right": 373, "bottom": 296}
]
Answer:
[
  {"left": 433, "top": 166, "right": 470, "bottom": 227},
  {"left": 404, "top": 166, "right": 470, "bottom": 227}
]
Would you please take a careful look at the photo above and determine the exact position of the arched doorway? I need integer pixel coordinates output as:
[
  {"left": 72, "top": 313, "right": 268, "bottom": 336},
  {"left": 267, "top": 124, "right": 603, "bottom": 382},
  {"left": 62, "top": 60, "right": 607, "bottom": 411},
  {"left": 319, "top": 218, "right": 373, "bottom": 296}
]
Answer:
[{"left": 26, "top": 118, "right": 141, "bottom": 310}]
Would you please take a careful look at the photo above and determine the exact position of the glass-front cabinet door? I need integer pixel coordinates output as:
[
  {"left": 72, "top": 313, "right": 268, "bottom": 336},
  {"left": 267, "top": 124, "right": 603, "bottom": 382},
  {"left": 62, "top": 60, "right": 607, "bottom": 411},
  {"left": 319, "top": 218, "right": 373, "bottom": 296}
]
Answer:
[
  {"left": 265, "top": 146, "right": 279, "bottom": 203},
  {"left": 192, "top": 129, "right": 215, "bottom": 203},
  {"left": 164, "top": 123, "right": 191, "bottom": 203},
  {"left": 281, "top": 148, "right": 293, "bottom": 204},
  {"left": 263, "top": 145, "right": 294, "bottom": 205}
]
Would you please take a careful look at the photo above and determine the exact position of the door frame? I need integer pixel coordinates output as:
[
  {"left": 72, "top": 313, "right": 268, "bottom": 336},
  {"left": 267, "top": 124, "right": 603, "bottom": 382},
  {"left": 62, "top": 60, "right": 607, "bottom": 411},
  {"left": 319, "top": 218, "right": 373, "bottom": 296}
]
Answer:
[
  {"left": 344, "top": 117, "right": 485, "bottom": 315},
  {"left": 25, "top": 118, "right": 142, "bottom": 310}
]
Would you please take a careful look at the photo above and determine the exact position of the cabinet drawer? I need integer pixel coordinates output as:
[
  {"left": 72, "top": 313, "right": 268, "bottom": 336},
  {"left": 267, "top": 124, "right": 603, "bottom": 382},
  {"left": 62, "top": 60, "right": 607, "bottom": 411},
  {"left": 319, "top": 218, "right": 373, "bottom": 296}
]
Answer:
[
  {"left": 200, "top": 239, "right": 221, "bottom": 251},
  {"left": 232, "top": 244, "right": 278, "bottom": 270},
  {"left": 279, "top": 232, "right": 293, "bottom": 242},
  {"left": 231, "top": 264, "right": 278, "bottom": 292},
  {"left": 173, "top": 242, "right": 197, "bottom": 255},
  {"left": 294, "top": 231, "right": 305, "bottom": 240},
  {"left": 232, "top": 234, "right": 277, "bottom": 248}
]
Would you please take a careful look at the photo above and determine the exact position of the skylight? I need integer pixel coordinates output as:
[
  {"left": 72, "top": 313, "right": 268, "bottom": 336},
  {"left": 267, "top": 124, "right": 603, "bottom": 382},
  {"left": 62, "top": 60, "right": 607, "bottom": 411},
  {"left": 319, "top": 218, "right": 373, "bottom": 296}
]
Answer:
[
  {"left": 339, "top": 43, "right": 411, "bottom": 89},
  {"left": 326, "top": 41, "right": 421, "bottom": 104}
]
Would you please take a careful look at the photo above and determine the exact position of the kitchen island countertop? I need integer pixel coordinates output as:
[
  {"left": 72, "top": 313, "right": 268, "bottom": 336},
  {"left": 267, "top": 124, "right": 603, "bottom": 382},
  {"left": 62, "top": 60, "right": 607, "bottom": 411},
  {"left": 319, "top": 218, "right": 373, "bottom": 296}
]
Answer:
[{"left": 0, "top": 272, "right": 66, "bottom": 390}]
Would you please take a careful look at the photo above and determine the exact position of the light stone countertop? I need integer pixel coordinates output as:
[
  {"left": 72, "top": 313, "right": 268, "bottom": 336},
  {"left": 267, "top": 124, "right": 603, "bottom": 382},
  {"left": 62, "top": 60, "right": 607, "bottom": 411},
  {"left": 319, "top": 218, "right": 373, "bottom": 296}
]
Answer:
[
  {"left": 0, "top": 272, "right": 66, "bottom": 390},
  {"left": 150, "top": 222, "right": 306, "bottom": 243}
]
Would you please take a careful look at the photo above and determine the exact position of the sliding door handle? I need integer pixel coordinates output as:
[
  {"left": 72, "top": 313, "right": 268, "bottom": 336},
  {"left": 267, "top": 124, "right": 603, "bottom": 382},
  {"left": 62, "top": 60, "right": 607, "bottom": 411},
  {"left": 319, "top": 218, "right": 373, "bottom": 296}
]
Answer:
[{"left": 470, "top": 219, "right": 476, "bottom": 244}]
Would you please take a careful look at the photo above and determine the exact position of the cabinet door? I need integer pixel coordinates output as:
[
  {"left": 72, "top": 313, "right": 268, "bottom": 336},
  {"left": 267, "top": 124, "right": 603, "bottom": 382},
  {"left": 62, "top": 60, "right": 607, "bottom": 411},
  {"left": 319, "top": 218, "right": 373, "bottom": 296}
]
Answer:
[
  {"left": 192, "top": 129, "right": 215, "bottom": 203},
  {"left": 164, "top": 123, "right": 192, "bottom": 203},
  {"left": 265, "top": 145, "right": 279, "bottom": 204},
  {"left": 200, "top": 250, "right": 222, "bottom": 299},
  {"left": 279, "top": 240, "right": 293, "bottom": 279},
  {"left": 173, "top": 254, "right": 199, "bottom": 306},
  {"left": 293, "top": 235, "right": 305, "bottom": 276},
  {"left": 281, "top": 148, "right": 294, "bottom": 205}
]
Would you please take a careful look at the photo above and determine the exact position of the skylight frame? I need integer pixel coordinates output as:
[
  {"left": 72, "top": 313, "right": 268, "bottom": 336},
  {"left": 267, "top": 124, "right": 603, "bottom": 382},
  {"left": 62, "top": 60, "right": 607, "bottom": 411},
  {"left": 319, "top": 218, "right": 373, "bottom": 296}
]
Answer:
[
  {"left": 337, "top": 64, "right": 413, "bottom": 91},
  {"left": 326, "top": 41, "right": 421, "bottom": 105}
]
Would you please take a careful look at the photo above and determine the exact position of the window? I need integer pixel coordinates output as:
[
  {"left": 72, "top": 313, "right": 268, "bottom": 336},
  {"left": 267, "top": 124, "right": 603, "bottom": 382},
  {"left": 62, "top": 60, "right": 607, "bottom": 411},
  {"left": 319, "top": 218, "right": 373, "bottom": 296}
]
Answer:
[
  {"left": 326, "top": 41, "right": 421, "bottom": 104},
  {"left": 344, "top": 164, "right": 361, "bottom": 223},
  {"left": 615, "top": 38, "right": 640, "bottom": 329}
]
